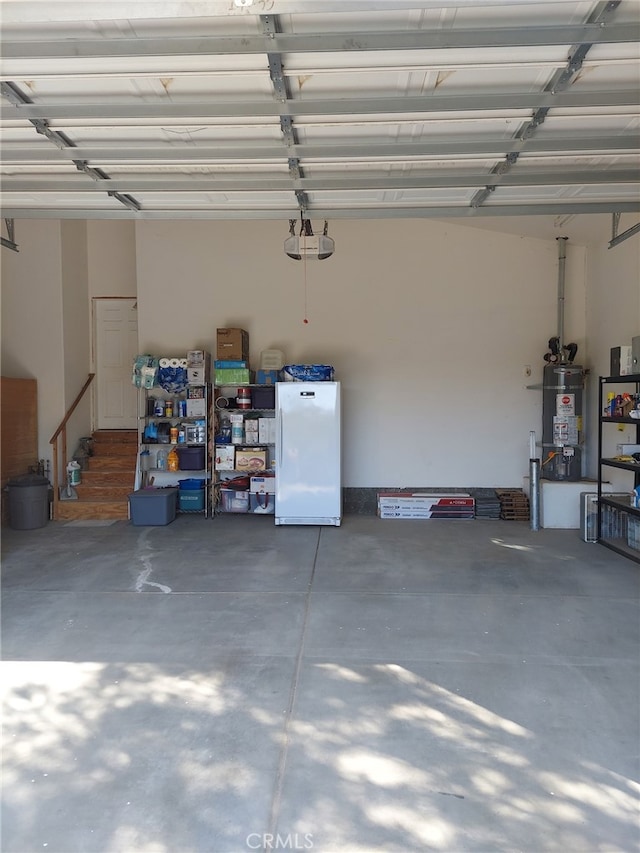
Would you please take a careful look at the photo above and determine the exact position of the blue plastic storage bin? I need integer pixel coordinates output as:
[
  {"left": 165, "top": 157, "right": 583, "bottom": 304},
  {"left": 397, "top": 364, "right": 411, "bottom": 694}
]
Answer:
[
  {"left": 178, "top": 478, "right": 205, "bottom": 490},
  {"left": 178, "top": 488, "right": 205, "bottom": 512}
]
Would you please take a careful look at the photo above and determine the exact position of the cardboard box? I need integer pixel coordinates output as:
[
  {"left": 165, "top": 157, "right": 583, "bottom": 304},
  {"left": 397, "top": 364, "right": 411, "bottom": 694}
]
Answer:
[
  {"left": 610, "top": 346, "right": 633, "bottom": 376},
  {"left": 215, "top": 445, "right": 236, "bottom": 471},
  {"left": 187, "top": 350, "right": 211, "bottom": 366},
  {"left": 187, "top": 385, "right": 206, "bottom": 413},
  {"left": 250, "top": 475, "right": 276, "bottom": 493},
  {"left": 378, "top": 492, "right": 474, "bottom": 508},
  {"left": 186, "top": 398, "right": 206, "bottom": 417},
  {"left": 379, "top": 509, "right": 474, "bottom": 519},
  {"left": 187, "top": 364, "right": 210, "bottom": 385},
  {"left": 258, "top": 417, "right": 276, "bottom": 444},
  {"left": 378, "top": 493, "right": 475, "bottom": 519},
  {"left": 217, "top": 328, "right": 249, "bottom": 361},
  {"left": 256, "top": 369, "right": 280, "bottom": 385},
  {"left": 214, "top": 360, "right": 248, "bottom": 369},
  {"left": 235, "top": 448, "right": 267, "bottom": 472}
]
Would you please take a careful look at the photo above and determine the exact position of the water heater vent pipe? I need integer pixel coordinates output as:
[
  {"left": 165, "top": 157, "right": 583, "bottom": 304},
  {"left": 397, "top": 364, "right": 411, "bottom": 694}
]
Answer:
[{"left": 556, "top": 236, "right": 568, "bottom": 359}]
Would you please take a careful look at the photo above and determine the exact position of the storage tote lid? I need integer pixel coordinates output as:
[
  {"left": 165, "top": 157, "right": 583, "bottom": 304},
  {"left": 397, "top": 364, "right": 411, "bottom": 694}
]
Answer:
[
  {"left": 8, "top": 473, "right": 49, "bottom": 487},
  {"left": 129, "top": 487, "right": 178, "bottom": 498}
]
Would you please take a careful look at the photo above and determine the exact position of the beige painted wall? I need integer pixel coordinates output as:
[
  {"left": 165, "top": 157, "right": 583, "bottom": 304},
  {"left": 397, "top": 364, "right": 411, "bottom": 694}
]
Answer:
[
  {"left": 135, "top": 219, "right": 588, "bottom": 488},
  {"left": 87, "top": 221, "right": 137, "bottom": 298},
  {"left": 4, "top": 216, "right": 636, "bottom": 491},
  {"left": 1, "top": 220, "right": 65, "bottom": 466},
  {"left": 61, "top": 220, "right": 91, "bottom": 464}
]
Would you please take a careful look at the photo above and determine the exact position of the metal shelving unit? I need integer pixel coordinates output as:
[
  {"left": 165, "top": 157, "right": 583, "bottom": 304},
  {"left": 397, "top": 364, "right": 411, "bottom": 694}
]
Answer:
[
  {"left": 137, "top": 384, "right": 212, "bottom": 517},
  {"left": 212, "top": 383, "right": 276, "bottom": 516},
  {"left": 597, "top": 374, "right": 640, "bottom": 563}
]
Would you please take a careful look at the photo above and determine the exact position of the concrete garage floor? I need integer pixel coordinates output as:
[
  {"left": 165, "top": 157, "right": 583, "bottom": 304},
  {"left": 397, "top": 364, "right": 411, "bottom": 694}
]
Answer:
[{"left": 2, "top": 515, "right": 639, "bottom": 853}]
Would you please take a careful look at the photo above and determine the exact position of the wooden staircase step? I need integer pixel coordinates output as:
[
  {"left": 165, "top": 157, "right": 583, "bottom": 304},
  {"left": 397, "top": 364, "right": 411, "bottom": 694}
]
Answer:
[
  {"left": 53, "top": 429, "right": 138, "bottom": 521},
  {"left": 90, "top": 444, "right": 139, "bottom": 458},
  {"left": 56, "top": 499, "right": 130, "bottom": 521},
  {"left": 92, "top": 429, "right": 138, "bottom": 444},
  {"left": 86, "top": 456, "right": 136, "bottom": 472},
  {"left": 74, "top": 484, "right": 133, "bottom": 501},
  {"left": 81, "top": 470, "right": 136, "bottom": 486}
]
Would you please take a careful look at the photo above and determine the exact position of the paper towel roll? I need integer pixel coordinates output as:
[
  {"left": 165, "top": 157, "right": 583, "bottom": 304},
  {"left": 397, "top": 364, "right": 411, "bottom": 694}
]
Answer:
[
  {"left": 179, "top": 359, "right": 188, "bottom": 367},
  {"left": 169, "top": 358, "right": 180, "bottom": 367},
  {"left": 159, "top": 358, "right": 170, "bottom": 368}
]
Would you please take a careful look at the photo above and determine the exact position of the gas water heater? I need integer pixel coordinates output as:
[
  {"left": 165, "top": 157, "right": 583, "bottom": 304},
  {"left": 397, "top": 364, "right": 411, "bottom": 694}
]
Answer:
[
  {"left": 541, "top": 362, "right": 584, "bottom": 481},
  {"left": 539, "top": 237, "right": 586, "bottom": 481}
]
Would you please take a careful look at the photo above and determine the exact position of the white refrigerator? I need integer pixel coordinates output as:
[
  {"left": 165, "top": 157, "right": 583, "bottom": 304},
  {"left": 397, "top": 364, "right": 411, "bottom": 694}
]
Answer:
[{"left": 275, "top": 381, "right": 342, "bottom": 526}]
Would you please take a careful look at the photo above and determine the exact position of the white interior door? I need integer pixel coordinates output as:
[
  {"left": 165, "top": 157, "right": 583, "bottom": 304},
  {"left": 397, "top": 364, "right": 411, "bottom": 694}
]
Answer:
[{"left": 95, "top": 298, "right": 138, "bottom": 430}]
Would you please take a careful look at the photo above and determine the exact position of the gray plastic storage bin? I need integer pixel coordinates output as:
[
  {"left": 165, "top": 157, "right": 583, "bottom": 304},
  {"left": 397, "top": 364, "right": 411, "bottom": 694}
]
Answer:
[
  {"left": 129, "top": 488, "right": 178, "bottom": 526},
  {"left": 7, "top": 474, "right": 50, "bottom": 530}
]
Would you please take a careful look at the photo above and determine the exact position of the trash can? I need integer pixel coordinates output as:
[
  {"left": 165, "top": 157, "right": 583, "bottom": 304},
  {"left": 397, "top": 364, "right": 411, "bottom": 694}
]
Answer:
[{"left": 6, "top": 474, "right": 50, "bottom": 530}]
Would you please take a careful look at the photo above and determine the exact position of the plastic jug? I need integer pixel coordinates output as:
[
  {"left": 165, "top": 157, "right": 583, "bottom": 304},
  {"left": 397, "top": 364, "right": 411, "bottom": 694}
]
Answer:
[
  {"left": 140, "top": 449, "right": 151, "bottom": 472},
  {"left": 168, "top": 447, "right": 179, "bottom": 472},
  {"left": 67, "top": 460, "right": 81, "bottom": 486}
]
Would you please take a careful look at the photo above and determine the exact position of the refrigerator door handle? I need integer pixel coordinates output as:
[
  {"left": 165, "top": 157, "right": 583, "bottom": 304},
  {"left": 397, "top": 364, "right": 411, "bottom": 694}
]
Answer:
[{"left": 278, "top": 409, "right": 283, "bottom": 469}]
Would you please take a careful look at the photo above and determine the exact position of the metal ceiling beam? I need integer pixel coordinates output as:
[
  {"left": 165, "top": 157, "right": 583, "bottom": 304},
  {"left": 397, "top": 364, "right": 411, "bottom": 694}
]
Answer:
[
  {"left": 609, "top": 212, "right": 640, "bottom": 248},
  {"left": 0, "top": 1, "right": 608, "bottom": 25},
  {"left": 261, "top": 13, "right": 308, "bottom": 214},
  {"left": 469, "top": 0, "right": 624, "bottom": 210},
  {"left": 2, "top": 90, "right": 635, "bottom": 121},
  {"left": 2, "top": 23, "right": 636, "bottom": 61},
  {"left": 2, "top": 135, "right": 636, "bottom": 163},
  {"left": 1, "top": 218, "right": 19, "bottom": 251},
  {"left": 3, "top": 171, "right": 637, "bottom": 193},
  {"left": 0, "top": 80, "right": 142, "bottom": 213},
  {"left": 2, "top": 201, "right": 638, "bottom": 221}
]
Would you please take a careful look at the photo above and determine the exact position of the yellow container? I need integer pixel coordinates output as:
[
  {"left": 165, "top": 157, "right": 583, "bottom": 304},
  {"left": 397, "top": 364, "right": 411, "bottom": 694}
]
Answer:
[{"left": 168, "top": 448, "right": 179, "bottom": 472}]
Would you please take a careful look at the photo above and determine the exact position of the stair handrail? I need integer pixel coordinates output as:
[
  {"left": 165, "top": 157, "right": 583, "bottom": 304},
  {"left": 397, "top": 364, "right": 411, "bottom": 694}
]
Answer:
[{"left": 49, "top": 372, "right": 95, "bottom": 520}]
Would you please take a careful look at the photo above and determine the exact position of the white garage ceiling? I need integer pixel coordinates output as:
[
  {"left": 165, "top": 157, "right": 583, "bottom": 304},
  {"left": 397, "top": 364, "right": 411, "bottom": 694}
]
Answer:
[{"left": 1, "top": 0, "right": 639, "bottom": 227}]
